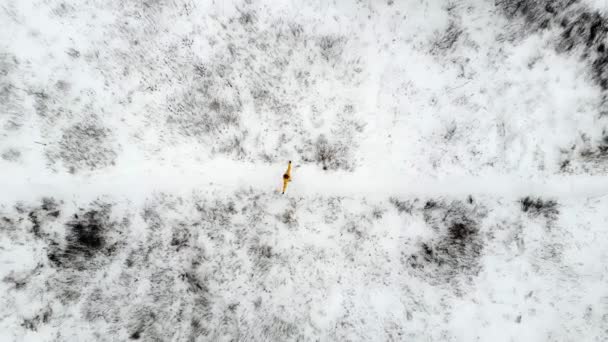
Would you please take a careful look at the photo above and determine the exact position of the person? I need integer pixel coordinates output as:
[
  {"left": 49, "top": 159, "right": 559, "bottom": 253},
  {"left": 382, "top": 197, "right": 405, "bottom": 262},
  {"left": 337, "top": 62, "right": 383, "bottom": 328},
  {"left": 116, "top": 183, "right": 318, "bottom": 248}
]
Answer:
[{"left": 282, "top": 161, "right": 292, "bottom": 194}]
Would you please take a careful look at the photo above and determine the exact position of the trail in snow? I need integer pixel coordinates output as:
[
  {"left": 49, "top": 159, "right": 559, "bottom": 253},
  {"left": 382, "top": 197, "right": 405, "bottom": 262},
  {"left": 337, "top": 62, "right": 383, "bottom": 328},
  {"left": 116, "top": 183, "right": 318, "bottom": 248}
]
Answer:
[{"left": 4, "top": 158, "right": 608, "bottom": 204}]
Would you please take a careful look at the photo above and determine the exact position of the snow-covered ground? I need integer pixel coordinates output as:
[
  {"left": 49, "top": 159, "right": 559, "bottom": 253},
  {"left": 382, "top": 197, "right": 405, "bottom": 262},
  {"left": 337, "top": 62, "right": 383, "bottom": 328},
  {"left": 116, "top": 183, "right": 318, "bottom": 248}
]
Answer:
[{"left": 1, "top": 0, "right": 607, "bottom": 341}]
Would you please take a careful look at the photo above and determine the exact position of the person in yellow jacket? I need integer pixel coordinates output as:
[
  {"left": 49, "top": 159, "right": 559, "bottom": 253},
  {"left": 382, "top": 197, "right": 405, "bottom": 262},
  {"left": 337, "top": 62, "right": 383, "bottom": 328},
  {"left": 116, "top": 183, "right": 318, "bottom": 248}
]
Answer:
[{"left": 282, "top": 161, "right": 292, "bottom": 194}]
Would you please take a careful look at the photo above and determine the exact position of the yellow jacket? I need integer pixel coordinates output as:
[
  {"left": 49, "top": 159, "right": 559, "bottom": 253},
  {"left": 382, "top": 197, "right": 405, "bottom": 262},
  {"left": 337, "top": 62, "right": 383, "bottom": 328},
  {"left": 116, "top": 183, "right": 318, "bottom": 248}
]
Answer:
[{"left": 282, "top": 161, "right": 292, "bottom": 194}]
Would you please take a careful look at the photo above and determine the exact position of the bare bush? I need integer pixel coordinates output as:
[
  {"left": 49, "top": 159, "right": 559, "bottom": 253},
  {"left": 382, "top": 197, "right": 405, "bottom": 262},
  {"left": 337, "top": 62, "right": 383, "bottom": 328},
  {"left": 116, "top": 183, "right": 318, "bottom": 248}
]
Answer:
[
  {"left": 520, "top": 196, "right": 559, "bottom": 220},
  {"left": 1, "top": 148, "right": 21, "bottom": 162},
  {"left": 407, "top": 199, "right": 487, "bottom": 282},
  {"left": 431, "top": 22, "right": 463, "bottom": 53},
  {"left": 50, "top": 121, "right": 118, "bottom": 173},
  {"left": 167, "top": 90, "right": 240, "bottom": 139},
  {"left": 317, "top": 35, "right": 346, "bottom": 61},
  {"left": 48, "top": 202, "right": 118, "bottom": 269},
  {"left": 312, "top": 134, "right": 352, "bottom": 171}
]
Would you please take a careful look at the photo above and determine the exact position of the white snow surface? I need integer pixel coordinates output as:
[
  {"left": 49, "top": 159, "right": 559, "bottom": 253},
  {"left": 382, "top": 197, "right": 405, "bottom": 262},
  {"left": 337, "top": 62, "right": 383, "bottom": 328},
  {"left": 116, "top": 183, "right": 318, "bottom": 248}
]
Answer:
[{"left": 1, "top": 0, "right": 608, "bottom": 341}]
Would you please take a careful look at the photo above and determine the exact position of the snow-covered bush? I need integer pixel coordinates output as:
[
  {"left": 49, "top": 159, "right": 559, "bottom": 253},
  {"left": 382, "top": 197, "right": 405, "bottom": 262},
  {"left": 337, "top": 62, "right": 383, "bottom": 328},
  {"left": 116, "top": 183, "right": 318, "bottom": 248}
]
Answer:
[{"left": 47, "top": 122, "right": 118, "bottom": 173}]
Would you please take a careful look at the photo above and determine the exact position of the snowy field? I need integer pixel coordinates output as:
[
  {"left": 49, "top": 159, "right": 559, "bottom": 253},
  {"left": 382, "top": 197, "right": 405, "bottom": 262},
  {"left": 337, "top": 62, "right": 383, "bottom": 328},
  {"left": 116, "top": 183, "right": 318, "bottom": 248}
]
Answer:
[{"left": 1, "top": 0, "right": 608, "bottom": 341}]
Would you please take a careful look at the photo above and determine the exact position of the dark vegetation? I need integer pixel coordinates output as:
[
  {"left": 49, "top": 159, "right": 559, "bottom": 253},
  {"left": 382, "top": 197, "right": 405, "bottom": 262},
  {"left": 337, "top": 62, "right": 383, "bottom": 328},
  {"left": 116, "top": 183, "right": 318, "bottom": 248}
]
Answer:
[
  {"left": 21, "top": 307, "right": 52, "bottom": 331},
  {"left": 28, "top": 86, "right": 73, "bottom": 125},
  {"left": 497, "top": 0, "right": 607, "bottom": 90},
  {"left": 249, "top": 239, "right": 275, "bottom": 274},
  {"left": 5, "top": 1, "right": 598, "bottom": 338},
  {"left": 27, "top": 197, "right": 61, "bottom": 237},
  {"left": 559, "top": 10, "right": 608, "bottom": 92},
  {"left": 497, "top": 0, "right": 608, "bottom": 166},
  {"left": 280, "top": 208, "right": 298, "bottom": 228},
  {"left": 1, "top": 191, "right": 317, "bottom": 342},
  {"left": 1, "top": 148, "right": 21, "bottom": 162},
  {"left": 0, "top": 190, "right": 573, "bottom": 339},
  {"left": 432, "top": 22, "right": 463, "bottom": 53},
  {"left": 159, "top": 10, "right": 360, "bottom": 167},
  {"left": 309, "top": 134, "right": 352, "bottom": 171},
  {"left": 47, "top": 203, "right": 116, "bottom": 268},
  {"left": 389, "top": 197, "right": 415, "bottom": 214},
  {"left": 67, "top": 211, "right": 105, "bottom": 252},
  {"left": 520, "top": 196, "right": 559, "bottom": 220},
  {"left": 580, "top": 130, "right": 608, "bottom": 160},
  {"left": 32, "top": 91, "right": 50, "bottom": 117},
  {"left": 28, "top": 212, "right": 41, "bottom": 237},
  {"left": 166, "top": 88, "right": 241, "bottom": 139},
  {"left": 317, "top": 35, "right": 346, "bottom": 62},
  {"left": 196, "top": 199, "right": 237, "bottom": 228},
  {"left": 51, "top": 121, "right": 118, "bottom": 173},
  {"left": 170, "top": 223, "right": 192, "bottom": 251},
  {"left": 407, "top": 199, "right": 486, "bottom": 282},
  {"left": 2, "top": 263, "right": 43, "bottom": 291},
  {"left": 180, "top": 271, "right": 208, "bottom": 294},
  {"left": 0, "top": 52, "right": 23, "bottom": 131},
  {"left": 497, "top": 0, "right": 579, "bottom": 30}
]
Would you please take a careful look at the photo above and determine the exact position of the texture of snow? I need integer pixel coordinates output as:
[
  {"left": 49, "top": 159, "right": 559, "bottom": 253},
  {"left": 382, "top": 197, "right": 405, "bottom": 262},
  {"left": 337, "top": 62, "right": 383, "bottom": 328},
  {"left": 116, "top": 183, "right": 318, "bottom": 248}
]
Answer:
[{"left": 1, "top": 0, "right": 607, "bottom": 341}]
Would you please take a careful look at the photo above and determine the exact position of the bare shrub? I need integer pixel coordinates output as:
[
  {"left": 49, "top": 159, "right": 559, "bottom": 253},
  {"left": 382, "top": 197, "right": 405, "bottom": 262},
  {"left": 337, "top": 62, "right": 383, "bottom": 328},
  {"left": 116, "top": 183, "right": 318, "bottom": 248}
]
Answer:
[
  {"left": 48, "top": 202, "right": 118, "bottom": 269},
  {"left": 1, "top": 148, "right": 21, "bottom": 162},
  {"left": 50, "top": 121, "right": 118, "bottom": 173},
  {"left": 407, "top": 199, "right": 486, "bottom": 282},
  {"left": 431, "top": 22, "right": 463, "bottom": 53},
  {"left": 313, "top": 134, "right": 351, "bottom": 171},
  {"left": 520, "top": 196, "right": 559, "bottom": 220},
  {"left": 167, "top": 90, "right": 240, "bottom": 139},
  {"left": 317, "top": 35, "right": 346, "bottom": 61}
]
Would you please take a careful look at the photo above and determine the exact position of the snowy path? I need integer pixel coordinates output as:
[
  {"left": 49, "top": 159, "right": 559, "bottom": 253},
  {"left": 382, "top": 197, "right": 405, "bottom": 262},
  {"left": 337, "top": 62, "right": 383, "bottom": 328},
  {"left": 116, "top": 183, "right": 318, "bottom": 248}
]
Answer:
[{"left": 3, "top": 158, "right": 608, "bottom": 203}]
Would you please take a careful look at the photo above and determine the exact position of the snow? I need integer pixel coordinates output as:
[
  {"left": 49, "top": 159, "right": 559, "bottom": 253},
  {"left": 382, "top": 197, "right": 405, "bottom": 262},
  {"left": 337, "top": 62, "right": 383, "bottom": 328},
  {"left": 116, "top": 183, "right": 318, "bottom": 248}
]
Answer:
[
  {"left": 584, "top": 0, "right": 608, "bottom": 13},
  {"left": 1, "top": 0, "right": 608, "bottom": 341}
]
